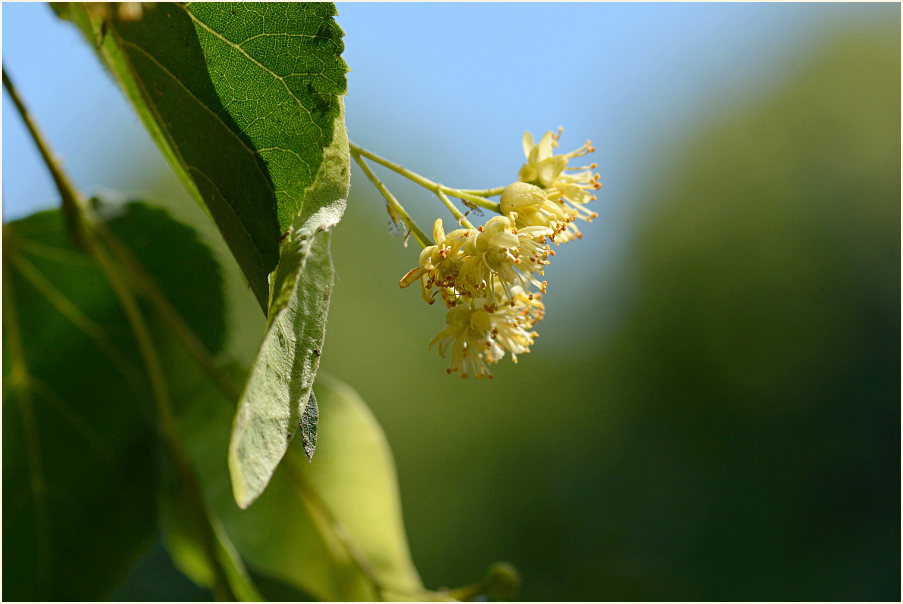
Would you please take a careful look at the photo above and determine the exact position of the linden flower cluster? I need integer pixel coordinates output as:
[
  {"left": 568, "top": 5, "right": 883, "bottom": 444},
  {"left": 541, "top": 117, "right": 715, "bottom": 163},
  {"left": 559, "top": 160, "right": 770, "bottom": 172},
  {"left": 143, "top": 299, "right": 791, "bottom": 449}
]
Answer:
[{"left": 396, "top": 129, "right": 600, "bottom": 378}]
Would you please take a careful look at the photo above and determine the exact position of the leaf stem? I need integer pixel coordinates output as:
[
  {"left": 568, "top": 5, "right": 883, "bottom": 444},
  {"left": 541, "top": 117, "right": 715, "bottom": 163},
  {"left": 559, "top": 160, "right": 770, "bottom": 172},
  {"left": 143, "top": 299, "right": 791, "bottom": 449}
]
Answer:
[
  {"left": 350, "top": 149, "right": 431, "bottom": 248},
  {"left": 2, "top": 67, "right": 84, "bottom": 246},
  {"left": 282, "top": 455, "right": 395, "bottom": 601},
  {"left": 348, "top": 142, "right": 502, "bottom": 214},
  {"left": 1, "top": 258, "right": 52, "bottom": 585},
  {"left": 91, "top": 221, "right": 242, "bottom": 401}
]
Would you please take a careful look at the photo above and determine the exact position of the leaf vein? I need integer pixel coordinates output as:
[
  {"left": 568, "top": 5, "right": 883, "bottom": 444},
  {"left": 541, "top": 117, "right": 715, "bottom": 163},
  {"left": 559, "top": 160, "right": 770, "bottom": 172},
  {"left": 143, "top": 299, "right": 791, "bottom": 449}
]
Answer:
[
  {"left": 183, "top": 5, "right": 323, "bottom": 141},
  {"left": 30, "top": 378, "right": 120, "bottom": 473},
  {"left": 2, "top": 267, "right": 52, "bottom": 580},
  {"left": 10, "top": 252, "right": 143, "bottom": 385}
]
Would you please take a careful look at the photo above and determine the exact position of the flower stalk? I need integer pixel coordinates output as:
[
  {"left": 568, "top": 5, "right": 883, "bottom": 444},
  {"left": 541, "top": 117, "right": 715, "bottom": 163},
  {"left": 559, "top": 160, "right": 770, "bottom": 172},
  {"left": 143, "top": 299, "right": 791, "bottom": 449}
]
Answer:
[
  {"left": 349, "top": 142, "right": 501, "bottom": 213},
  {"left": 350, "top": 147, "right": 430, "bottom": 247}
]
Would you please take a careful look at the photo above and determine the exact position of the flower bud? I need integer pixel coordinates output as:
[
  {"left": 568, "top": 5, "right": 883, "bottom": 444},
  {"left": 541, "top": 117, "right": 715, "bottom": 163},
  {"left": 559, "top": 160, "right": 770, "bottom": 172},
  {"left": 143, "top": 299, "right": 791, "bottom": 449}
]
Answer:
[{"left": 500, "top": 182, "right": 548, "bottom": 215}]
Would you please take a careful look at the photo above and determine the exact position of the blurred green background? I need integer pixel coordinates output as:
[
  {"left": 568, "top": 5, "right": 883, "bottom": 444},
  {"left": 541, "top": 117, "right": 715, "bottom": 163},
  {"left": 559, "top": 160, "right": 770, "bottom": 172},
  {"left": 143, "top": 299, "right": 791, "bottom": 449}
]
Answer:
[
  {"left": 4, "top": 4, "right": 900, "bottom": 601},
  {"left": 320, "top": 26, "right": 901, "bottom": 601}
]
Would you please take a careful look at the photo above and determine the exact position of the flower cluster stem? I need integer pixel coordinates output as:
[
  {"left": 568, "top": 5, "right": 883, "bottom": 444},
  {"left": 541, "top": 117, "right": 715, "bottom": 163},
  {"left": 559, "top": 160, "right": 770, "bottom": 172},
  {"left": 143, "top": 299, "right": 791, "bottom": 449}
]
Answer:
[
  {"left": 458, "top": 186, "right": 507, "bottom": 197},
  {"left": 435, "top": 189, "right": 475, "bottom": 229},
  {"left": 350, "top": 147, "right": 431, "bottom": 247},
  {"left": 349, "top": 142, "right": 502, "bottom": 214}
]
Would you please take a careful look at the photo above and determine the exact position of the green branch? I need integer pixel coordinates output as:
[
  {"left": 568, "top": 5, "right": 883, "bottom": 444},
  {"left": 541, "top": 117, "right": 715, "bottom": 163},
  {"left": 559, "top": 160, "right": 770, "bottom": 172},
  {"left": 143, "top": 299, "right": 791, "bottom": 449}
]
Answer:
[{"left": 435, "top": 189, "right": 475, "bottom": 229}]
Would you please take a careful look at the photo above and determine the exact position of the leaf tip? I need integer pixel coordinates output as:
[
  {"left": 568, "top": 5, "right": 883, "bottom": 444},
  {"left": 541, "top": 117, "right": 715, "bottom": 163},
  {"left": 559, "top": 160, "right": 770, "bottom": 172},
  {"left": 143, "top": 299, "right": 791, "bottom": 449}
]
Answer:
[{"left": 300, "top": 390, "right": 319, "bottom": 461}]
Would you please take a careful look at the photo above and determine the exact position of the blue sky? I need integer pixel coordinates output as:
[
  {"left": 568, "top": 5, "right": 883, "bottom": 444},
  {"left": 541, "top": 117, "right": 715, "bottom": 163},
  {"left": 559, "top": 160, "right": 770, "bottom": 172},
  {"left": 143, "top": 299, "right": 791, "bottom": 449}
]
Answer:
[
  {"left": 3, "top": 3, "right": 894, "bottom": 325},
  {"left": 5, "top": 3, "right": 891, "bottom": 221},
  {"left": 4, "top": 2, "right": 893, "bottom": 346}
]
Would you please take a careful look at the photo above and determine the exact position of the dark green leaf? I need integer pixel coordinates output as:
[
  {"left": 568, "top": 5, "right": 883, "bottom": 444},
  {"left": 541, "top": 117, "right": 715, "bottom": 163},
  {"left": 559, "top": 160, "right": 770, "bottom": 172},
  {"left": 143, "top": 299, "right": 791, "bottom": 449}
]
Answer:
[
  {"left": 62, "top": 3, "right": 349, "bottom": 311},
  {"left": 1, "top": 201, "right": 225, "bottom": 600}
]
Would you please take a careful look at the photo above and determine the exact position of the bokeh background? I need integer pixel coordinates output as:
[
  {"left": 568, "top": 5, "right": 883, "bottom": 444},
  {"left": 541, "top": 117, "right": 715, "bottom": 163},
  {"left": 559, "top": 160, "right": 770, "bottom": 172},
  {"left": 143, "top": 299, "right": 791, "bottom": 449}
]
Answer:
[{"left": 3, "top": 3, "right": 900, "bottom": 600}]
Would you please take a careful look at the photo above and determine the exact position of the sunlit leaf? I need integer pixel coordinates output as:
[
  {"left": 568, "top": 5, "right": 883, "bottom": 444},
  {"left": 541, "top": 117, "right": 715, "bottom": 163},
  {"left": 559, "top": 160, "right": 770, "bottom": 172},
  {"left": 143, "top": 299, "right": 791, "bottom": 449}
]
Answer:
[
  {"left": 240, "top": 375, "right": 424, "bottom": 601},
  {"left": 59, "top": 2, "right": 349, "bottom": 311},
  {"left": 166, "top": 362, "right": 424, "bottom": 601}
]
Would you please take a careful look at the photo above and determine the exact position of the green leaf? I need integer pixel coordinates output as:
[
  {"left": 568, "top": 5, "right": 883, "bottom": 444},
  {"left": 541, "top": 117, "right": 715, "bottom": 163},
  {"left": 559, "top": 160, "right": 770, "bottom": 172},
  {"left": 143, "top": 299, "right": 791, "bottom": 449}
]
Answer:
[
  {"left": 61, "top": 3, "right": 349, "bottom": 311},
  {"left": 161, "top": 477, "right": 263, "bottom": 602},
  {"left": 1, "top": 201, "right": 225, "bottom": 600},
  {"left": 167, "top": 366, "right": 425, "bottom": 601},
  {"left": 229, "top": 100, "right": 349, "bottom": 508},
  {"left": 235, "top": 375, "right": 424, "bottom": 601}
]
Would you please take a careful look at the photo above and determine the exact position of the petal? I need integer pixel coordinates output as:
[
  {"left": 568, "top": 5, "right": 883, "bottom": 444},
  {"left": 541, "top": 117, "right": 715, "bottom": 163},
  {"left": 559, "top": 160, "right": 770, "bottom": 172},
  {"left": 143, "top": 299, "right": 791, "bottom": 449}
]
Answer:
[
  {"left": 537, "top": 131, "right": 555, "bottom": 161},
  {"left": 399, "top": 266, "right": 425, "bottom": 288},
  {"left": 521, "top": 130, "right": 535, "bottom": 159},
  {"left": 500, "top": 182, "right": 547, "bottom": 214},
  {"left": 470, "top": 309, "right": 493, "bottom": 333},
  {"left": 538, "top": 156, "right": 568, "bottom": 187},
  {"left": 418, "top": 245, "right": 436, "bottom": 268},
  {"left": 432, "top": 217, "right": 445, "bottom": 243},
  {"left": 518, "top": 163, "right": 539, "bottom": 184},
  {"left": 493, "top": 232, "right": 520, "bottom": 249},
  {"left": 564, "top": 185, "right": 589, "bottom": 205}
]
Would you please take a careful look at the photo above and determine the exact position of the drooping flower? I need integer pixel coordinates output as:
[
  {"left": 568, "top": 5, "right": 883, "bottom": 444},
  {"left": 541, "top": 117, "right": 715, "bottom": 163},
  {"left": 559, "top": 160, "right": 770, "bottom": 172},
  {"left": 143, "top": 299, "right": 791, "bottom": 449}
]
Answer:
[
  {"left": 518, "top": 129, "right": 601, "bottom": 240},
  {"left": 402, "top": 215, "right": 553, "bottom": 308},
  {"left": 399, "top": 218, "right": 475, "bottom": 305},
  {"left": 393, "top": 128, "right": 603, "bottom": 376},
  {"left": 428, "top": 289, "right": 543, "bottom": 378},
  {"left": 487, "top": 288, "right": 545, "bottom": 363}
]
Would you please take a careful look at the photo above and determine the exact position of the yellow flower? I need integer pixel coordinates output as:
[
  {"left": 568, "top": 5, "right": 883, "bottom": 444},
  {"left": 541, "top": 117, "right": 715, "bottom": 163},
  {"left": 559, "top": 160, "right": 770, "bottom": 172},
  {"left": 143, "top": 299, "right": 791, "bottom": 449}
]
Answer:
[
  {"left": 399, "top": 218, "right": 474, "bottom": 305},
  {"left": 429, "top": 290, "right": 543, "bottom": 378},
  {"left": 500, "top": 182, "right": 572, "bottom": 243},
  {"left": 455, "top": 215, "right": 553, "bottom": 304},
  {"left": 518, "top": 128, "right": 600, "bottom": 240},
  {"left": 402, "top": 215, "right": 553, "bottom": 307}
]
